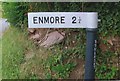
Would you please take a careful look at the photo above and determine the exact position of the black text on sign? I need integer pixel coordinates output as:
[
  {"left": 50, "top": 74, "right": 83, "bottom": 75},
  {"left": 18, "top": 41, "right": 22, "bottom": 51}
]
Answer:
[{"left": 28, "top": 12, "right": 98, "bottom": 28}]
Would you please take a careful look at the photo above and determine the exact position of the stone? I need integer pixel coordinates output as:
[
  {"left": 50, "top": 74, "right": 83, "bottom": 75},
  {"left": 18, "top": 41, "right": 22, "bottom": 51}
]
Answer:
[
  {"left": 28, "top": 28, "right": 35, "bottom": 33},
  {"left": 40, "top": 31, "right": 65, "bottom": 47},
  {"left": 30, "top": 33, "right": 40, "bottom": 40}
]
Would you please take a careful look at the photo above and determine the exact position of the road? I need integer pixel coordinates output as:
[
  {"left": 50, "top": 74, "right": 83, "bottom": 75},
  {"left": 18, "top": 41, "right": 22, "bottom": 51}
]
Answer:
[{"left": 0, "top": 18, "right": 10, "bottom": 38}]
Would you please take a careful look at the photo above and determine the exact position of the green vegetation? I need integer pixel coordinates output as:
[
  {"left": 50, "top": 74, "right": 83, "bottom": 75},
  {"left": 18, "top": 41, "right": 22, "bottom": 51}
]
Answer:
[
  {"left": 2, "top": 2, "right": 28, "bottom": 28},
  {"left": 0, "top": 39, "right": 1, "bottom": 80},
  {"left": 2, "top": 27, "right": 33, "bottom": 79},
  {"left": 2, "top": 27, "right": 23, "bottom": 78},
  {"left": 2, "top": 27, "right": 77, "bottom": 79},
  {"left": 0, "top": 2, "right": 2, "bottom": 80},
  {"left": 2, "top": 2, "right": 120, "bottom": 79},
  {"left": 0, "top": 2, "right": 2, "bottom": 17},
  {"left": 2, "top": 2, "right": 120, "bottom": 36}
]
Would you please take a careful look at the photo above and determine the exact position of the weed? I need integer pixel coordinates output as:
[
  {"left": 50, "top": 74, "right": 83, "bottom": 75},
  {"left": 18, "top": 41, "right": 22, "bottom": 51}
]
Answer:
[
  {"left": 96, "top": 48, "right": 118, "bottom": 79},
  {"left": 96, "top": 64, "right": 117, "bottom": 79},
  {"left": 2, "top": 2, "right": 120, "bottom": 79}
]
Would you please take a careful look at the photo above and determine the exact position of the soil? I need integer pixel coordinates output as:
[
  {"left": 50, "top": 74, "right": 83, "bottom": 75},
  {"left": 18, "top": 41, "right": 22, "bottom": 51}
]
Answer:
[
  {"left": 69, "top": 58, "right": 85, "bottom": 79},
  {"left": 27, "top": 28, "right": 120, "bottom": 79},
  {"left": 68, "top": 36, "right": 120, "bottom": 79}
]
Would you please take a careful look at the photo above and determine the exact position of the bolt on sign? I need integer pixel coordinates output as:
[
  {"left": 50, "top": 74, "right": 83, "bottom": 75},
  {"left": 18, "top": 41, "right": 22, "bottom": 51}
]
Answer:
[{"left": 28, "top": 12, "right": 98, "bottom": 28}]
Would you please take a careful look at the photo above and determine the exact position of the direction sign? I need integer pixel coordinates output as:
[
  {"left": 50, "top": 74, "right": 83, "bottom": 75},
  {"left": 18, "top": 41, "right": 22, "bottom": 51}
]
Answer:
[
  {"left": 28, "top": 12, "right": 99, "bottom": 79},
  {"left": 28, "top": 12, "right": 98, "bottom": 28}
]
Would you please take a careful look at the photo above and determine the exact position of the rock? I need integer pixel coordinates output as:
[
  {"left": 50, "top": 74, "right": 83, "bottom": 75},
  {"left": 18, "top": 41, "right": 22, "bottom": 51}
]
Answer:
[
  {"left": 107, "top": 39, "right": 113, "bottom": 46},
  {"left": 28, "top": 28, "right": 65, "bottom": 48},
  {"left": 28, "top": 28, "right": 35, "bottom": 33},
  {"left": 40, "top": 31, "right": 65, "bottom": 47},
  {"left": 30, "top": 33, "right": 40, "bottom": 40}
]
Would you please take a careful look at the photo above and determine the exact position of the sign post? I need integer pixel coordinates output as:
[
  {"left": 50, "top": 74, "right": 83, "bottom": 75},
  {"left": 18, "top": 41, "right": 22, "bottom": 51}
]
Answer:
[
  {"left": 28, "top": 12, "right": 98, "bottom": 80},
  {"left": 84, "top": 28, "right": 97, "bottom": 80}
]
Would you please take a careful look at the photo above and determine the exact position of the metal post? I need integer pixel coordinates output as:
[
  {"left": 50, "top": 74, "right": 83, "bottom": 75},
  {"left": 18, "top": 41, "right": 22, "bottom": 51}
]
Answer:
[{"left": 84, "top": 28, "right": 97, "bottom": 80}]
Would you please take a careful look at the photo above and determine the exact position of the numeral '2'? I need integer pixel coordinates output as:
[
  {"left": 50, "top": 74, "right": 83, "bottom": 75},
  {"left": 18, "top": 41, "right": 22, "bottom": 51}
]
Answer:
[{"left": 72, "top": 16, "right": 76, "bottom": 24}]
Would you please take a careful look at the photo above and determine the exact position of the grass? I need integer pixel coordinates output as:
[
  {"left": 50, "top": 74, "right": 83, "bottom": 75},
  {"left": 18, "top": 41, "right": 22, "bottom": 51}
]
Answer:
[
  {"left": 1, "top": 27, "right": 119, "bottom": 79},
  {"left": 0, "top": 2, "right": 2, "bottom": 18},
  {"left": 0, "top": 2, "right": 2, "bottom": 80},
  {"left": 1, "top": 26, "right": 84, "bottom": 79},
  {"left": 19, "top": 47, "right": 51, "bottom": 79},
  {"left": 2, "top": 27, "right": 25, "bottom": 79},
  {"left": 1, "top": 2, "right": 120, "bottom": 79},
  {"left": 2, "top": 27, "right": 34, "bottom": 79},
  {"left": 2, "top": 27, "right": 119, "bottom": 79},
  {"left": 0, "top": 39, "right": 2, "bottom": 80},
  {"left": 1, "top": 4, "right": 119, "bottom": 78},
  {"left": 2, "top": 27, "right": 52, "bottom": 79}
]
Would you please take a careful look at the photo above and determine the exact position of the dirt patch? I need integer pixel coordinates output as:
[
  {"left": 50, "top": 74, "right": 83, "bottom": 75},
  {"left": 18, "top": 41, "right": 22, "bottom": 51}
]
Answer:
[
  {"left": 99, "top": 36, "right": 120, "bottom": 52},
  {"left": 20, "top": 47, "right": 51, "bottom": 79},
  {"left": 69, "top": 58, "right": 85, "bottom": 79},
  {"left": 24, "top": 49, "right": 35, "bottom": 61}
]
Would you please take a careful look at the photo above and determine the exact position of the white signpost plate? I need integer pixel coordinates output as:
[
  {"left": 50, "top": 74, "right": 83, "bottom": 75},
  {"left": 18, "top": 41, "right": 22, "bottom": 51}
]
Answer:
[{"left": 28, "top": 12, "right": 98, "bottom": 28}]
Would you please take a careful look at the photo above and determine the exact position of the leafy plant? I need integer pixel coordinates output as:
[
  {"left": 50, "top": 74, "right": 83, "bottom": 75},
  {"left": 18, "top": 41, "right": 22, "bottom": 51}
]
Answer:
[
  {"left": 2, "top": 2, "right": 29, "bottom": 28},
  {"left": 2, "top": 2, "right": 120, "bottom": 79},
  {"left": 44, "top": 49, "right": 77, "bottom": 79},
  {"left": 51, "top": 63, "right": 76, "bottom": 78},
  {"left": 96, "top": 64, "right": 117, "bottom": 79}
]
